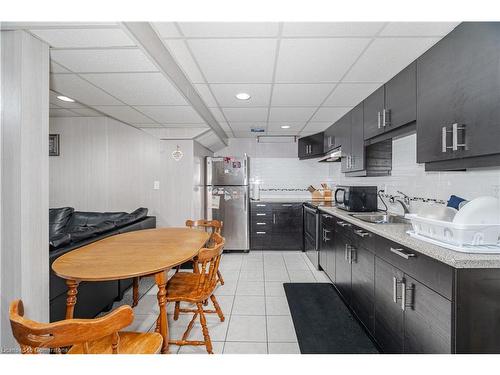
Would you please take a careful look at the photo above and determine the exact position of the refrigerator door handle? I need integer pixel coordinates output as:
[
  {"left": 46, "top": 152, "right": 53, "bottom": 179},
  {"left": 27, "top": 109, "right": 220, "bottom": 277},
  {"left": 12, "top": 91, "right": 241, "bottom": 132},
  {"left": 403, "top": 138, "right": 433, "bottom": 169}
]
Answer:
[{"left": 243, "top": 189, "right": 247, "bottom": 213}]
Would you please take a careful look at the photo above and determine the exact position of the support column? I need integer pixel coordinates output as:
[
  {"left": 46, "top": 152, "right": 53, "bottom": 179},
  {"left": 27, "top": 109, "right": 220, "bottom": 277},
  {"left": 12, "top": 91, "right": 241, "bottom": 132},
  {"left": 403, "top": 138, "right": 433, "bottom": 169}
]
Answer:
[{"left": 0, "top": 30, "right": 49, "bottom": 352}]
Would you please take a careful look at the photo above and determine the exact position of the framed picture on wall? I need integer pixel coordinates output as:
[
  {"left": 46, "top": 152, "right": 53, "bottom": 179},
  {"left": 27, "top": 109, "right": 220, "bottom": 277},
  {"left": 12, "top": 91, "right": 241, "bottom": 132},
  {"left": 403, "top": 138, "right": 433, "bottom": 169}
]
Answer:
[{"left": 49, "top": 134, "right": 60, "bottom": 156}]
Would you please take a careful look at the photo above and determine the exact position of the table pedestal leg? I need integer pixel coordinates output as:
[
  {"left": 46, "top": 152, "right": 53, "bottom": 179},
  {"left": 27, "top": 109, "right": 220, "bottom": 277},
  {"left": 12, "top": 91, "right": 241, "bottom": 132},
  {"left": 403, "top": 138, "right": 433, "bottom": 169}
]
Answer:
[
  {"left": 155, "top": 271, "right": 169, "bottom": 354},
  {"left": 65, "top": 280, "right": 79, "bottom": 319}
]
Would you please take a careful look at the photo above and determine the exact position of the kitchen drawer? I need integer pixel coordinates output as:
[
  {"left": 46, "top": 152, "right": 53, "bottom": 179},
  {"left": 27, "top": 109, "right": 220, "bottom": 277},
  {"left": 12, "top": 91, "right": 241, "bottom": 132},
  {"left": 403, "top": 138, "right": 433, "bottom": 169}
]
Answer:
[
  {"left": 250, "top": 231, "right": 272, "bottom": 250},
  {"left": 334, "top": 217, "right": 354, "bottom": 238},
  {"left": 251, "top": 211, "right": 272, "bottom": 219},
  {"left": 371, "top": 235, "right": 453, "bottom": 300},
  {"left": 250, "top": 202, "right": 273, "bottom": 210},
  {"left": 250, "top": 217, "right": 272, "bottom": 227}
]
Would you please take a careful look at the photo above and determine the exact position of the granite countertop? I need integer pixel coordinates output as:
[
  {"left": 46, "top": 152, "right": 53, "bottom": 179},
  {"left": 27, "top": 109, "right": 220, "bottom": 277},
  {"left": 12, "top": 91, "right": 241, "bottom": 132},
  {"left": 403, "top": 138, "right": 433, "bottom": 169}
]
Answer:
[{"left": 318, "top": 206, "right": 500, "bottom": 269}]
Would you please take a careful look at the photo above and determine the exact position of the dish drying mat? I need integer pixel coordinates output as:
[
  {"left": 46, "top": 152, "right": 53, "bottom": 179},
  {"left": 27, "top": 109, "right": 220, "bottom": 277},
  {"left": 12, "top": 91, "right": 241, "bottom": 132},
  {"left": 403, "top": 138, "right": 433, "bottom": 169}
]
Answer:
[{"left": 406, "top": 230, "right": 500, "bottom": 254}]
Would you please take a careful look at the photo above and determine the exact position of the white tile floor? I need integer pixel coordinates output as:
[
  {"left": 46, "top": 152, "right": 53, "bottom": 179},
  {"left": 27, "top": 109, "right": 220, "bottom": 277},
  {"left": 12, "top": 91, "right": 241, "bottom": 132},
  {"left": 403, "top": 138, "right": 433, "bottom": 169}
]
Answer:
[{"left": 129, "top": 250, "right": 331, "bottom": 354}]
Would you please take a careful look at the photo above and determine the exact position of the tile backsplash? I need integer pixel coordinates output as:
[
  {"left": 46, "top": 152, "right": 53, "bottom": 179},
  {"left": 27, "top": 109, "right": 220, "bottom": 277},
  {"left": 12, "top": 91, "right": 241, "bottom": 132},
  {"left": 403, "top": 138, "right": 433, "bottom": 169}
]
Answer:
[{"left": 225, "top": 135, "right": 500, "bottom": 211}]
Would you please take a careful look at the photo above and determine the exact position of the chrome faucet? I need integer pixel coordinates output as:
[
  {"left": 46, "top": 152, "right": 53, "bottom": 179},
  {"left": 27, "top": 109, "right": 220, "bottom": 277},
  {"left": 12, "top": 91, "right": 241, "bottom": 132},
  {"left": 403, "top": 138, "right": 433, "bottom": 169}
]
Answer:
[{"left": 389, "top": 191, "right": 411, "bottom": 215}]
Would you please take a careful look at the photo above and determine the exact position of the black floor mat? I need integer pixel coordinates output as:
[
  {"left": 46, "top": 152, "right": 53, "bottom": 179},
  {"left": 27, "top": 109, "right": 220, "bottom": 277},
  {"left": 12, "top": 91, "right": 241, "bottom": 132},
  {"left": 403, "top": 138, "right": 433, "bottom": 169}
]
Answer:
[{"left": 284, "top": 283, "right": 379, "bottom": 354}]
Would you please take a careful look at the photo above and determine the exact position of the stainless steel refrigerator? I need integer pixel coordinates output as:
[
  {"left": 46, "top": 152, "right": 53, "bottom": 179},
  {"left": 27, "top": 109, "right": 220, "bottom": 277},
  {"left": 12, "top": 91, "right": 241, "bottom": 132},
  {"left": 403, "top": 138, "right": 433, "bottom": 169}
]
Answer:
[{"left": 205, "top": 156, "right": 249, "bottom": 251}]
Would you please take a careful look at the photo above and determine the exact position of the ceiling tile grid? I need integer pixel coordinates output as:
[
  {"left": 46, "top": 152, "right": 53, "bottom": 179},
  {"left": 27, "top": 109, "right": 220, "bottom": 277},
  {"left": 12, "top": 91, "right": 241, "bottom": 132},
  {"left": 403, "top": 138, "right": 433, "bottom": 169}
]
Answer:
[{"left": 32, "top": 22, "right": 459, "bottom": 139}]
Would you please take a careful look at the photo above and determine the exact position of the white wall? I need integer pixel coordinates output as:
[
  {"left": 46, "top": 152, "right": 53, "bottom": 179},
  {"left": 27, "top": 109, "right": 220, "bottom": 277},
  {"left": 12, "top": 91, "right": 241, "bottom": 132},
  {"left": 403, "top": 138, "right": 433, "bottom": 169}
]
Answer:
[
  {"left": 1, "top": 30, "right": 49, "bottom": 351},
  {"left": 49, "top": 117, "right": 161, "bottom": 217},
  {"left": 158, "top": 140, "right": 212, "bottom": 226}
]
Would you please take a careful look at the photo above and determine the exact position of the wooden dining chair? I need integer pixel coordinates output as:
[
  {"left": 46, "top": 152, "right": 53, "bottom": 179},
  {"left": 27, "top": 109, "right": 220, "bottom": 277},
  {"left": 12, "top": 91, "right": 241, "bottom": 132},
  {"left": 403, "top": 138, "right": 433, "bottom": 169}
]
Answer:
[
  {"left": 185, "top": 219, "right": 224, "bottom": 285},
  {"left": 131, "top": 219, "right": 224, "bottom": 308},
  {"left": 167, "top": 232, "right": 225, "bottom": 354},
  {"left": 9, "top": 300, "right": 163, "bottom": 354}
]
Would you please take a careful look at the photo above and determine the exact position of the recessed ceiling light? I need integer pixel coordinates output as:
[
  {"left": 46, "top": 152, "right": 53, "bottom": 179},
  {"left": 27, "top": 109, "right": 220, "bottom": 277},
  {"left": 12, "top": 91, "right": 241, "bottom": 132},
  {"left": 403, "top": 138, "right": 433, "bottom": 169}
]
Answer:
[
  {"left": 57, "top": 95, "right": 75, "bottom": 103},
  {"left": 235, "top": 92, "right": 251, "bottom": 101},
  {"left": 281, "top": 125, "right": 291, "bottom": 129}
]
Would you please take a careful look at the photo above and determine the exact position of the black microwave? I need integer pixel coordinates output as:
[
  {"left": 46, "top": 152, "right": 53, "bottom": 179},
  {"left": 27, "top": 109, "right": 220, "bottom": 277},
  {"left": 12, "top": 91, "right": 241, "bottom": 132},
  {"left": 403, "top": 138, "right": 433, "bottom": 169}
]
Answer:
[{"left": 334, "top": 186, "right": 378, "bottom": 212}]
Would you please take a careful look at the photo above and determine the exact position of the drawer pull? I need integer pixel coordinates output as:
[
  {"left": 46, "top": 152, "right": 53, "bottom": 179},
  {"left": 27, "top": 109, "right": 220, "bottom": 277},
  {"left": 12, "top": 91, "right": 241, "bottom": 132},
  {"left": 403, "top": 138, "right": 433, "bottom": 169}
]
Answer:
[
  {"left": 256, "top": 231, "right": 266, "bottom": 234},
  {"left": 354, "top": 229, "right": 370, "bottom": 238},
  {"left": 337, "top": 221, "right": 352, "bottom": 228},
  {"left": 281, "top": 204, "right": 293, "bottom": 207},
  {"left": 390, "top": 247, "right": 415, "bottom": 259},
  {"left": 256, "top": 213, "right": 266, "bottom": 216},
  {"left": 256, "top": 222, "right": 266, "bottom": 225},
  {"left": 256, "top": 204, "right": 266, "bottom": 207}
]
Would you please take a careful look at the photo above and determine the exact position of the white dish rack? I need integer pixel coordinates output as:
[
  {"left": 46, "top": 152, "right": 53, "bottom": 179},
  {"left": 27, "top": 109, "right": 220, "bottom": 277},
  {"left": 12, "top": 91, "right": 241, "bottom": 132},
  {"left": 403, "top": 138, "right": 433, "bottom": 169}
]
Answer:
[{"left": 405, "top": 214, "right": 500, "bottom": 252}]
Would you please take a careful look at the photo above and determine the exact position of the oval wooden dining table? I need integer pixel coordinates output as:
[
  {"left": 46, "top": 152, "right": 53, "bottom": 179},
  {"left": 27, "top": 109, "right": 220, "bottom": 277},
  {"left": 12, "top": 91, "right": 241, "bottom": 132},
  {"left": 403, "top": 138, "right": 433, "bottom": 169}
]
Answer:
[{"left": 52, "top": 227, "right": 210, "bottom": 354}]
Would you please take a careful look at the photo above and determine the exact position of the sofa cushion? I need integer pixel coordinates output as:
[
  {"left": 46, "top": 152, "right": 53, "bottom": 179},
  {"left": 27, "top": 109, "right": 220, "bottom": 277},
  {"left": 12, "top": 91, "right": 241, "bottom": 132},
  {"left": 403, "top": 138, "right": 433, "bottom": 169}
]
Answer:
[
  {"left": 91, "top": 220, "right": 117, "bottom": 235},
  {"left": 49, "top": 233, "right": 72, "bottom": 249},
  {"left": 49, "top": 207, "right": 74, "bottom": 237},
  {"left": 114, "top": 208, "right": 148, "bottom": 228},
  {"left": 66, "top": 211, "right": 127, "bottom": 230},
  {"left": 68, "top": 226, "right": 98, "bottom": 242}
]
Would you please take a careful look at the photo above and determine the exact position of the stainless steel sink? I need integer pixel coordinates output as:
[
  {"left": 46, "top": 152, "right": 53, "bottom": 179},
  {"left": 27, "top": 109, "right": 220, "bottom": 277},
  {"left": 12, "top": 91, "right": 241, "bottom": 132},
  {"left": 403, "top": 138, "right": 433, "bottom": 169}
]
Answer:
[{"left": 349, "top": 213, "right": 410, "bottom": 224}]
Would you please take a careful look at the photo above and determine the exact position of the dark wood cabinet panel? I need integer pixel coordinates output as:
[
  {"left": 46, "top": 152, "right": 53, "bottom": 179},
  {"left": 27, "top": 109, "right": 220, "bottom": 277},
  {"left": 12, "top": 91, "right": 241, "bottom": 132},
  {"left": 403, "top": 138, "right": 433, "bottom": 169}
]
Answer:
[
  {"left": 385, "top": 61, "right": 416, "bottom": 131},
  {"left": 350, "top": 245, "right": 375, "bottom": 333},
  {"left": 349, "top": 103, "right": 365, "bottom": 172},
  {"left": 363, "top": 86, "right": 385, "bottom": 140},
  {"left": 417, "top": 22, "right": 500, "bottom": 165},
  {"left": 319, "top": 214, "right": 335, "bottom": 281},
  {"left": 250, "top": 202, "right": 302, "bottom": 250},
  {"left": 334, "top": 232, "right": 351, "bottom": 302},
  {"left": 324, "top": 125, "right": 337, "bottom": 153},
  {"left": 336, "top": 113, "right": 351, "bottom": 173},
  {"left": 374, "top": 257, "right": 404, "bottom": 353},
  {"left": 298, "top": 132, "right": 324, "bottom": 159},
  {"left": 403, "top": 275, "right": 452, "bottom": 353}
]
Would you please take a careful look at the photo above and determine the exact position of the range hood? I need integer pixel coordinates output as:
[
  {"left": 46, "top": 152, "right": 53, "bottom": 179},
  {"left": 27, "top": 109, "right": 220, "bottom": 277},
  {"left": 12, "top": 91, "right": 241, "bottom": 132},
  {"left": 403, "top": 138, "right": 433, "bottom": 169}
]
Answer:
[{"left": 318, "top": 148, "right": 342, "bottom": 162}]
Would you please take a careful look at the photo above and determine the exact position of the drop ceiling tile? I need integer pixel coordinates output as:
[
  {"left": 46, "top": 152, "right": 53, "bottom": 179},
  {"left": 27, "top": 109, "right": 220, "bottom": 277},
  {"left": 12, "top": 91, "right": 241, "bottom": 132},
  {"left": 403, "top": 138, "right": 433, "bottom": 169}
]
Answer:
[
  {"left": 228, "top": 122, "right": 267, "bottom": 131},
  {"left": 344, "top": 37, "right": 440, "bottom": 82},
  {"left": 276, "top": 38, "right": 371, "bottom": 82},
  {"left": 210, "top": 84, "right": 272, "bottom": 107},
  {"left": 51, "top": 74, "right": 122, "bottom": 105},
  {"left": 163, "top": 39, "right": 206, "bottom": 83},
  {"left": 271, "top": 84, "right": 334, "bottom": 106},
  {"left": 160, "top": 123, "right": 208, "bottom": 128},
  {"left": 222, "top": 107, "right": 268, "bottom": 122},
  {"left": 178, "top": 22, "right": 280, "bottom": 37},
  {"left": 49, "top": 90, "right": 85, "bottom": 108},
  {"left": 187, "top": 39, "right": 277, "bottom": 83},
  {"left": 380, "top": 22, "right": 459, "bottom": 37},
  {"left": 231, "top": 131, "right": 260, "bottom": 138},
  {"left": 153, "top": 22, "right": 182, "bottom": 38},
  {"left": 133, "top": 106, "right": 203, "bottom": 123},
  {"left": 267, "top": 121, "right": 306, "bottom": 131},
  {"left": 268, "top": 107, "right": 316, "bottom": 122},
  {"left": 50, "top": 61, "right": 70, "bottom": 73},
  {"left": 94, "top": 106, "right": 154, "bottom": 124},
  {"left": 70, "top": 107, "right": 103, "bottom": 117},
  {"left": 302, "top": 122, "right": 333, "bottom": 132},
  {"left": 49, "top": 108, "right": 79, "bottom": 117},
  {"left": 31, "top": 28, "right": 134, "bottom": 48},
  {"left": 209, "top": 107, "right": 226, "bottom": 122},
  {"left": 324, "top": 83, "right": 381, "bottom": 107},
  {"left": 282, "top": 22, "right": 385, "bottom": 37},
  {"left": 3, "top": 22, "right": 118, "bottom": 29},
  {"left": 50, "top": 49, "right": 157, "bottom": 73},
  {"left": 134, "top": 123, "right": 164, "bottom": 128},
  {"left": 218, "top": 122, "right": 233, "bottom": 132},
  {"left": 193, "top": 84, "right": 218, "bottom": 107},
  {"left": 310, "top": 107, "right": 351, "bottom": 122},
  {"left": 82, "top": 72, "right": 187, "bottom": 105},
  {"left": 266, "top": 130, "right": 300, "bottom": 135}
]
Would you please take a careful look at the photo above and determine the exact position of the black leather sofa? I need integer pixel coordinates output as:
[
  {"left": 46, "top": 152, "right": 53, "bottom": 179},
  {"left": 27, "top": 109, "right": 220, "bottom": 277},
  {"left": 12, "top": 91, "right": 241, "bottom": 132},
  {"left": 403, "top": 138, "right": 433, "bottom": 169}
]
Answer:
[{"left": 49, "top": 207, "right": 156, "bottom": 322}]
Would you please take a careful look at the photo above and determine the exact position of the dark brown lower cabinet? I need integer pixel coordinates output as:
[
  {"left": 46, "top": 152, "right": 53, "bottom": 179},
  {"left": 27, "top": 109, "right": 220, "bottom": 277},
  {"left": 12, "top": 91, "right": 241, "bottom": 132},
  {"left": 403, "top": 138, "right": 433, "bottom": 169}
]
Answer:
[
  {"left": 403, "top": 276, "right": 452, "bottom": 353},
  {"left": 350, "top": 245, "right": 375, "bottom": 333},
  {"left": 374, "top": 257, "right": 404, "bottom": 353},
  {"left": 334, "top": 232, "right": 351, "bottom": 303}
]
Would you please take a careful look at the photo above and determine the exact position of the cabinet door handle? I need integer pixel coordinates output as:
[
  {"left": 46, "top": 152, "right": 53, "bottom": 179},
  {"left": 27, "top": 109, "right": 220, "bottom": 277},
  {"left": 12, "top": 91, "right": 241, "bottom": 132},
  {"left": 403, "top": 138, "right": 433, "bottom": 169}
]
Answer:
[
  {"left": 393, "top": 276, "right": 398, "bottom": 303},
  {"left": 256, "top": 204, "right": 266, "bottom": 207},
  {"left": 256, "top": 213, "right": 266, "bottom": 216},
  {"left": 273, "top": 213, "right": 276, "bottom": 224},
  {"left": 382, "top": 109, "right": 386, "bottom": 127},
  {"left": 354, "top": 229, "right": 369, "bottom": 238},
  {"left": 377, "top": 111, "right": 381, "bottom": 129},
  {"left": 256, "top": 231, "right": 266, "bottom": 234},
  {"left": 452, "top": 123, "right": 467, "bottom": 151},
  {"left": 349, "top": 247, "right": 356, "bottom": 264},
  {"left": 256, "top": 222, "right": 266, "bottom": 225},
  {"left": 344, "top": 244, "right": 349, "bottom": 261},
  {"left": 323, "top": 228, "right": 331, "bottom": 242},
  {"left": 337, "top": 221, "right": 352, "bottom": 228},
  {"left": 401, "top": 281, "right": 406, "bottom": 310},
  {"left": 390, "top": 247, "right": 415, "bottom": 259},
  {"left": 281, "top": 204, "right": 293, "bottom": 207}
]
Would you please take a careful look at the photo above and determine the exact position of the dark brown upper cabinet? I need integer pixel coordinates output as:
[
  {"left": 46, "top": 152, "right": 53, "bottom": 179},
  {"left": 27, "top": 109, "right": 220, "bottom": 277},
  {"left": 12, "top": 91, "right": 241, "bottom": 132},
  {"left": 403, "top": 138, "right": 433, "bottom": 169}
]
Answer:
[
  {"left": 417, "top": 22, "right": 500, "bottom": 169},
  {"left": 340, "top": 104, "right": 365, "bottom": 173},
  {"left": 298, "top": 132, "right": 324, "bottom": 159},
  {"left": 363, "top": 62, "right": 417, "bottom": 140}
]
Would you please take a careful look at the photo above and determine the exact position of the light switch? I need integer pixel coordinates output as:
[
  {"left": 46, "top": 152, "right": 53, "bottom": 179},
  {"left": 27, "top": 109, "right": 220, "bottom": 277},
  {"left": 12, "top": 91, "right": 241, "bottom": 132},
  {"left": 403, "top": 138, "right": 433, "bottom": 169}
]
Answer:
[{"left": 153, "top": 181, "right": 160, "bottom": 190}]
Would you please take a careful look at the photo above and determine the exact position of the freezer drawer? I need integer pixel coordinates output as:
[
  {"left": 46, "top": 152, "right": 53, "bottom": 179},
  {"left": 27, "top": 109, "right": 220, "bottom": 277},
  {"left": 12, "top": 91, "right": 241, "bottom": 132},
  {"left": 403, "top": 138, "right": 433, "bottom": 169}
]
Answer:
[{"left": 206, "top": 186, "right": 249, "bottom": 251}]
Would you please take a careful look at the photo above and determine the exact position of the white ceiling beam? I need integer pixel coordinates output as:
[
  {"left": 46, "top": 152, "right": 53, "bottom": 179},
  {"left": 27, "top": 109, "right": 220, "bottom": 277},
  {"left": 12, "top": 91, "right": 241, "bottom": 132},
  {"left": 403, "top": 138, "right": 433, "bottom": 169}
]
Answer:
[{"left": 121, "top": 22, "right": 228, "bottom": 146}]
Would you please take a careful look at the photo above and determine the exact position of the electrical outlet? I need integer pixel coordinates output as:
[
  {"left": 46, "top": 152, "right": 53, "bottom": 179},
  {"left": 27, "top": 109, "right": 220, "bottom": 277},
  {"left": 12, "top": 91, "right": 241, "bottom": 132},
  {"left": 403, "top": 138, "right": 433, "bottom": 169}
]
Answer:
[{"left": 153, "top": 181, "right": 160, "bottom": 190}]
